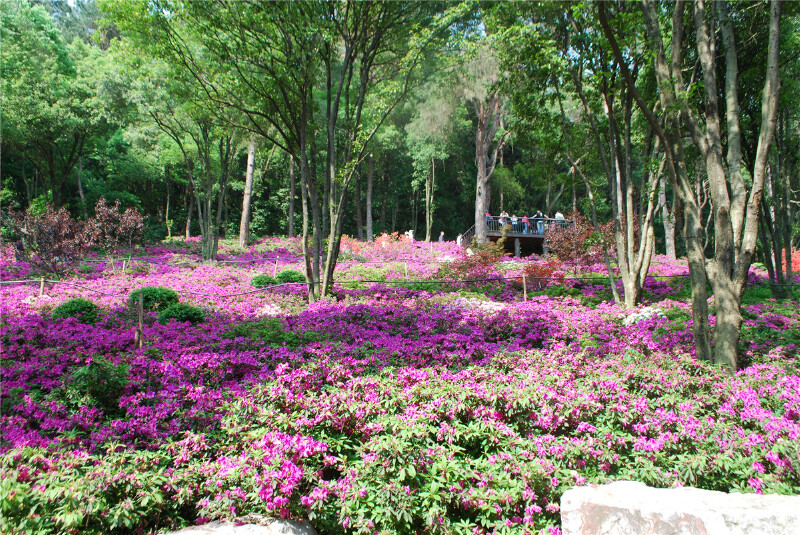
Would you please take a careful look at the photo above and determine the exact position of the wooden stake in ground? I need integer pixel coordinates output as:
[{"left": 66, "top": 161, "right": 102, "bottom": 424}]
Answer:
[
  {"left": 273, "top": 260, "right": 278, "bottom": 277},
  {"left": 39, "top": 278, "right": 45, "bottom": 297},
  {"left": 134, "top": 291, "right": 144, "bottom": 349},
  {"left": 404, "top": 263, "right": 408, "bottom": 278},
  {"left": 522, "top": 274, "right": 528, "bottom": 301}
]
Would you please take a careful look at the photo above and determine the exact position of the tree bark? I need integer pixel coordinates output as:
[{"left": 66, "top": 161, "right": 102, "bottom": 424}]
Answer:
[
  {"left": 659, "top": 171, "right": 676, "bottom": 259},
  {"left": 288, "top": 155, "right": 296, "bottom": 238},
  {"left": 425, "top": 158, "right": 434, "bottom": 242},
  {"left": 185, "top": 182, "right": 193, "bottom": 239},
  {"left": 355, "top": 165, "right": 364, "bottom": 240},
  {"left": 473, "top": 94, "right": 507, "bottom": 243},
  {"left": 77, "top": 155, "right": 87, "bottom": 220},
  {"left": 606, "top": 0, "right": 713, "bottom": 362},
  {"left": 616, "top": 0, "right": 782, "bottom": 370},
  {"left": 239, "top": 138, "right": 257, "bottom": 248},
  {"left": 366, "top": 153, "right": 374, "bottom": 241}
]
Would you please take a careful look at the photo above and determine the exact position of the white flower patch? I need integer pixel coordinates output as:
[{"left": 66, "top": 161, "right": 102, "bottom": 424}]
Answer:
[
  {"left": 447, "top": 297, "right": 507, "bottom": 316},
  {"left": 622, "top": 306, "right": 666, "bottom": 326},
  {"left": 256, "top": 303, "right": 284, "bottom": 317},
  {"left": 21, "top": 294, "right": 55, "bottom": 306}
]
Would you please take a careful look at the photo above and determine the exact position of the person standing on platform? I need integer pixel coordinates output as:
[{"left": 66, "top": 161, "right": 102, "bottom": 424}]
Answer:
[
  {"left": 522, "top": 215, "right": 529, "bottom": 234},
  {"left": 534, "top": 210, "right": 544, "bottom": 234},
  {"left": 500, "top": 210, "right": 509, "bottom": 228}
]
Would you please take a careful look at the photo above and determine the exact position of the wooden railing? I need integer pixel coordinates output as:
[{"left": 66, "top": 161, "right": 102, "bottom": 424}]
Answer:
[{"left": 459, "top": 217, "right": 572, "bottom": 248}]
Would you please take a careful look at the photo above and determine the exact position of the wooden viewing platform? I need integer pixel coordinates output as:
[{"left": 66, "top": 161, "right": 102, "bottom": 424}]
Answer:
[{"left": 460, "top": 216, "right": 571, "bottom": 257}]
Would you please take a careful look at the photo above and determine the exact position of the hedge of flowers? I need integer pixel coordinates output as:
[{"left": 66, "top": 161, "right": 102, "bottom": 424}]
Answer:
[{"left": 1, "top": 238, "right": 799, "bottom": 535}]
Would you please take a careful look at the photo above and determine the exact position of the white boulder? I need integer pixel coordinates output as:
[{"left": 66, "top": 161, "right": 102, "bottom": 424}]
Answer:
[{"left": 561, "top": 481, "right": 800, "bottom": 535}]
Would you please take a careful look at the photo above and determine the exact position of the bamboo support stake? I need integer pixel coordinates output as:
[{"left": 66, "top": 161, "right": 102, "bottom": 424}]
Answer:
[
  {"left": 522, "top": 274, "right": 528, "bottom": 301},
  {"left": 39, "top": 278, "right": 45, "bottom": 297},
  {"left": 273, "top": 260, "right": 278, "bottom": 277},
  {"left": 404, "top": 263, "right": 408, "bottom": 277},
  {"left": 135, "top": 291, "right": 144, "bottom": 348}
]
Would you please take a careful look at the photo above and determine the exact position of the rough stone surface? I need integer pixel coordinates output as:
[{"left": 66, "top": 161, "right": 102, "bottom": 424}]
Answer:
[
  {"left": 164, "top": 516, "right": 316, "bottom": 535},
  {"left": 560, "top": 481, "right": 800, "bottom": 535}
]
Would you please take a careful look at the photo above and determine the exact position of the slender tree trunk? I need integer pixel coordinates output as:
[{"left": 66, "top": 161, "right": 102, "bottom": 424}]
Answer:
[
  {"left": 759, "top": 208, "right": 777, "bottom": 284},
  {"left": 425, "top": 158, "right": 434, "bottom": 242},
  {"left": 780, "top": 156, "right": 792, "bottom": 286},
  {"left": 411, "top": 189, "right": 418, "bottom": 234},
  {"left": 366, "top": 154, "right": 374, "bottom": 241},
  {"left": 239, "top": 138, "right": 257, "bottom": 248},
  {"left": 22, "top": 161, "right": 32, "bottom": 206},
  {"left": 77, "top": 155, "right": 87, "bottom": 219},
  {"left": 659, "top": 171, "right": 676, "bottom": 259},
  {"left": 355, "top": 164, "right": 364, "bottom": 240},
  {"left": 165, "top": 186, "right": 171, "bottom": 239},
  {"left": 288, "top": 155, "right": 296, "bottom": 238},
  {"left": 185, "top": 183, "right": 193, "bottom": 239},
  {"left": 391, "top": 173, "right": 398, "bottom": 233}
]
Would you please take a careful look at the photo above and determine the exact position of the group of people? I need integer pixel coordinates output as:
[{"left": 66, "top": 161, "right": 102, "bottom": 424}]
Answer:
[{"left": 485, "top": 210, "right": 565, "bottom": 234}]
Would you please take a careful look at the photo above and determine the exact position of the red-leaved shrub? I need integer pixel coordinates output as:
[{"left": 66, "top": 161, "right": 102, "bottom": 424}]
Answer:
[
  {"left": 545, "top": 212, "right": 613, "bottom": 271},
  {"left": 9, "top": 206, "right": 87, "bottom": 275},
  {"left": 83, "top": 197, "right": 144, "bottom": 252},
  {"left": 520, "top": 259, "right": 565, "bottom": 291}
]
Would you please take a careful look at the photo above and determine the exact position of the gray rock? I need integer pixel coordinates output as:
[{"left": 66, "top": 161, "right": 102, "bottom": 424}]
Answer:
[
  {"left": 560, "top": 481, "right": 800, "bottom": 535},
  {"left": 164, "top": 516, "right": 316, "bottom": 535}
]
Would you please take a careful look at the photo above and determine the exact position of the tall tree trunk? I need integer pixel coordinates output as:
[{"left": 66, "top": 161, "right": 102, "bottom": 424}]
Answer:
[
  {"left": 391, "top": 170, "right": 398, "bottom": 233},
  {"left": 288, "top": 155, "right": 296, "bottom": 238},
  {"left": 473, "top": 94, "right": 507, "bottom": 243},
  {"left": 239, "top": 138, "right": 257, "bottom": 248},
  {"left": 425, "top": 158, "right": 434, "bottom": 242},
  {"left": 659, "top": 171, "right": 676, "bottom": 259},
  {"left": 355, "top": 164, "right": 364, "bottom": 240},
  {"left": 165, "top": 185, "right": 171, "bottom": 239},
  {"left": 185, "top": 182, "right": 193, "bottom": 239},
  {"left": 694, "top": 0, "right": 782, "bottom": 370},
  {"left": 22, "top": 161, "right": 32, "bottom": 206},
  {"left": 366, "top": 153, "right": 374, "bottom": 241},
  {"left": 77, "top": 155, "right": 87, "bottom": 219},
  {"left": 411, "top": 189, "right": 418, "bottom": 234}
]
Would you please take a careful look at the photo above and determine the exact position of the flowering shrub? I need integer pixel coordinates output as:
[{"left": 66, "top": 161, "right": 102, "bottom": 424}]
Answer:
[
  {"left": 437, "top": 240, "right": 508, "bottom": 292},
  {"left": 0, "top": 239, "right": 798, "bottom": 534}
]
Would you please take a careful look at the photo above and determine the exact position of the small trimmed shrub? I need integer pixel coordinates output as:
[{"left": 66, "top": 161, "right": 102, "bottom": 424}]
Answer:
[
  {"left": 128, "top": 286, "right": 179, "bottom": 311},
  {"left": 70, "top": 357, "right": 129, "bottom": 415},
  {"left": 157, "top": 303, "right": 205, "bottom": 325},
  {"left": 223, "top": 317, "right": 321, "bottom": 347},
  {"left": 51, "top": 298, "right": 98, "bottom": 324},
  {"left": 250, "top": 274, "right": 278, "bottom": 288},
  {"left": 275, "top": 269, "right": 306, "bottom": 284}
]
